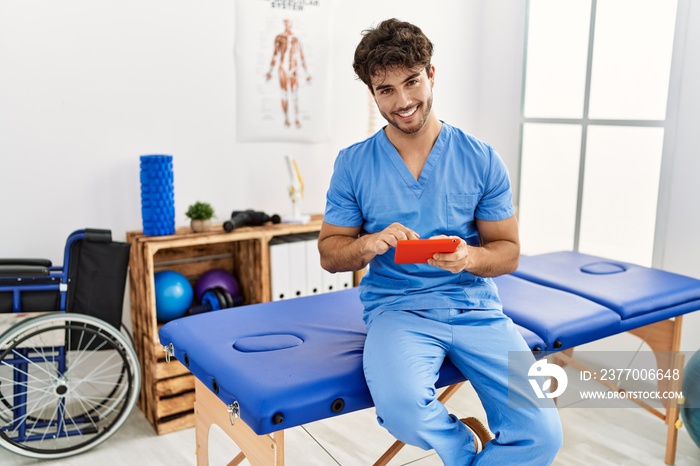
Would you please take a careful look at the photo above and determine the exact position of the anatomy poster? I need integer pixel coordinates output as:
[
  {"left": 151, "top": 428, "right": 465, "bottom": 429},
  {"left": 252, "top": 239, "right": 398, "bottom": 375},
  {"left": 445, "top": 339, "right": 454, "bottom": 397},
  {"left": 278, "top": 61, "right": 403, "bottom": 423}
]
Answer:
[{"left": 235, "top": 0, "right": 331, "bottom": 142}]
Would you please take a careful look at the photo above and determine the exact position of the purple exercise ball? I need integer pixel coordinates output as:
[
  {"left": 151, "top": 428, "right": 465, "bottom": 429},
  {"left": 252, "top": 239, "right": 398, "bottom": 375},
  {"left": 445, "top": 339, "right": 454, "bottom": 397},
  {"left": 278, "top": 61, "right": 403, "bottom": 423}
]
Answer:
[{"left": 194, "top": 269, "right": 240, "bottom": 300}]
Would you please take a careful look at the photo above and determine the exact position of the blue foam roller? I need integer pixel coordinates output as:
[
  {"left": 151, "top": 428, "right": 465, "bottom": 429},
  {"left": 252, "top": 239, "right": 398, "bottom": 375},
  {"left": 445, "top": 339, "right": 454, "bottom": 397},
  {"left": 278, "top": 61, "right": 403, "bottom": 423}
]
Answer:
[{"left": 140, "top": 154, "right": 175, "bottom": 236}]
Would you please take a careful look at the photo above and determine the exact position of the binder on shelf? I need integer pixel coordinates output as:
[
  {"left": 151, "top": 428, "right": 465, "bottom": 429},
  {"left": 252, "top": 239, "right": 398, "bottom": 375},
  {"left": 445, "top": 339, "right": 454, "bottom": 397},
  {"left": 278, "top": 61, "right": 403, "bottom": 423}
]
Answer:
[
  {"left": 302, "top": 233, "right": 323, "bottom": 296},
  {"left": 287, "top": 234, "right": 307, "bottom": 299},
  {"left": 269, "top": 232, "right": 356, "bottom": 302},
  {"left": 301, "top": 231, "right": 339, "bottom": 295},
  {"left": 269, "top": 236, "right": 291, "bottom": 301},
  {"left": 336, "top": 271, "right": 354, "bottom": 291}
]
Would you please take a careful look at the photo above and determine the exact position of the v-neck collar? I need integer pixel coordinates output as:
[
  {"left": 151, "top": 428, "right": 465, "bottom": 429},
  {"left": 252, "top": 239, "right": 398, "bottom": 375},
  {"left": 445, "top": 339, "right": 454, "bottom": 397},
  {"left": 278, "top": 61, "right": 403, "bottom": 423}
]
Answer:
[{"left": 378, "top": 123, "right": 448, "bottom": 198}]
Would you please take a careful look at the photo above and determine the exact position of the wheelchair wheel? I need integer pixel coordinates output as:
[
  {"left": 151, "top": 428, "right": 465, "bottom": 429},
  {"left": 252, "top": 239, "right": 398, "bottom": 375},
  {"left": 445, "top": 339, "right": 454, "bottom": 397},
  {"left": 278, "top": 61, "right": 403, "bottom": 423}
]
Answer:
[{"left": 0, "top": 313, "right": 140, "bottom": 459}]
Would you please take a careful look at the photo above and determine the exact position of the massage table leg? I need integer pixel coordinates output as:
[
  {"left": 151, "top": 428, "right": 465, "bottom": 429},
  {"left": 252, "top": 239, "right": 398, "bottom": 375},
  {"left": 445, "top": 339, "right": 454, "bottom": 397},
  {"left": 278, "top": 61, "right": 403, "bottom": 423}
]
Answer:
[
  {"left": 193, "top": 378, "right": 467, "bottom": 466},
  {"left": 627, "top": 316, "right": 684, "bottom": 466},
  {"left": 550, "top": 317, "right": 685, "bottom": 465},
  {"left": 195, "top": 379, "right": 284, "bottom": 466}
]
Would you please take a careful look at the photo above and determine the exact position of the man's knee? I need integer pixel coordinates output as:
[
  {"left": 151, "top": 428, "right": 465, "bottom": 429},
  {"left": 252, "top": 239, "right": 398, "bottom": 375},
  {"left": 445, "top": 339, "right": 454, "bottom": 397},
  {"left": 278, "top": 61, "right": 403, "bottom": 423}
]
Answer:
[
  {"left": 374, "top": 383, "right": 437, "bottom": 420},
  {"left": 374, "top": 409, "right": 431, "bottom": 450},
  {"left": 372, "top": 385, "right": 439, "bottom": 448}
]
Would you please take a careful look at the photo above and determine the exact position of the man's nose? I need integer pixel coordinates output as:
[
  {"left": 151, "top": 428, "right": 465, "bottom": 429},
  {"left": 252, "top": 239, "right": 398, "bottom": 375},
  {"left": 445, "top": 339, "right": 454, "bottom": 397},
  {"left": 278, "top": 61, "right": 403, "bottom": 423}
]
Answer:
[{"left": 395, "top": 89, "right": 413, "bottom": 108}]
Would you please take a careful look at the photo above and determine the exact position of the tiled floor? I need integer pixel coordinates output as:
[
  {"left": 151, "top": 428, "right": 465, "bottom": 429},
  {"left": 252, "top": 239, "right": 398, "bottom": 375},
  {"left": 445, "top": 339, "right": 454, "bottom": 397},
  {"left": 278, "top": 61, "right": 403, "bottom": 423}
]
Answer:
[{"left": 3, "top": 380, "right": 699, "bottom": 465}]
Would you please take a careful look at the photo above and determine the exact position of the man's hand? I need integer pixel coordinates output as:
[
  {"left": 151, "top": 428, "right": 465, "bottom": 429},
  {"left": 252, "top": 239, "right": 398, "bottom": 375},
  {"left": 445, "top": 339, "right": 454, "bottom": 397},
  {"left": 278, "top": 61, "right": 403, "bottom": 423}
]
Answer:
[
  {"left": 363, "top": 222, "right": 420, "bottom": 257},
  {"left": 425, "top": 216, "right": 520, "bottom": 277},
  {"left": 318, "top": 221, "right": 418, "bottom": 273},
  {"left": 427, "top": 235, "right": 468, "bottom": 273}
]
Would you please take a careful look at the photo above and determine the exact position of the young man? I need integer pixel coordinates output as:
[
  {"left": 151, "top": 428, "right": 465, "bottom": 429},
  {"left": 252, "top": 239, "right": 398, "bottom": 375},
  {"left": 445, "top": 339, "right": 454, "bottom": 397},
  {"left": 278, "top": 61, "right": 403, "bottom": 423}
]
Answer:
[{"left": 319, "top": 19, "right": 562, "bottom": 465}]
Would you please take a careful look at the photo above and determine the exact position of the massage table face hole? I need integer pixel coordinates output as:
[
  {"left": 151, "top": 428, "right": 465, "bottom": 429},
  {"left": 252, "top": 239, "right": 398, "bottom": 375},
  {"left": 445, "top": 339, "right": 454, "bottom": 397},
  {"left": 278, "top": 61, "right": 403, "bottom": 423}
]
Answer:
[
  {"left": 233, "top": 334, "right": 304, "bottom": 352},
  {"left": 580, "top": 262, "right": 627, "bottom": 275}
]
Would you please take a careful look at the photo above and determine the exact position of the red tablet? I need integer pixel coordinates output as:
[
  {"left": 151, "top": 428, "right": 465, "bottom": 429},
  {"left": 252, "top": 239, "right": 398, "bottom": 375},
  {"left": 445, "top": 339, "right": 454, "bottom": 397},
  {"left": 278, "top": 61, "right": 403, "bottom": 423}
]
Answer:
[{"left": 394, "top": 238, "right": 458, "bottom": 264}]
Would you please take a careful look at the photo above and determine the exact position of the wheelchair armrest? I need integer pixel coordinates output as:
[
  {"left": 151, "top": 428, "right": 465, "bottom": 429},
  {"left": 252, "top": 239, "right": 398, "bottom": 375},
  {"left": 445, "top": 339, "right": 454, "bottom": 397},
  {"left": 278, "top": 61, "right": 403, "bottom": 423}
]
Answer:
[
  {"left": 0, "top": 259, "right": 52, "bottom": 268},
  {"left": 0, "top": 264, "right": 51, "bottom": 278}
]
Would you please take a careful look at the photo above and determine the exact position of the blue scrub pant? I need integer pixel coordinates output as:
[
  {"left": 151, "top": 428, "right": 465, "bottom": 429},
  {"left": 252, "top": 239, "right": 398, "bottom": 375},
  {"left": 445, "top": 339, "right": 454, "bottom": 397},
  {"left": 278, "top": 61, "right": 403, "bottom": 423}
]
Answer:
[{"left": 363, "top": 308, "right": 563, "bottom": 465}]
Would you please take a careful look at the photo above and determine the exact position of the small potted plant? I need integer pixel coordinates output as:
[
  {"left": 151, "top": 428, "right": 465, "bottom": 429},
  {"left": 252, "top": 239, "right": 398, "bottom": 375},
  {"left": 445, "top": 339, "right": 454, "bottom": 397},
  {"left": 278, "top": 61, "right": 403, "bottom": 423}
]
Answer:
[{"left": 185, "top": 201, "right": 215, "bottom": 233}]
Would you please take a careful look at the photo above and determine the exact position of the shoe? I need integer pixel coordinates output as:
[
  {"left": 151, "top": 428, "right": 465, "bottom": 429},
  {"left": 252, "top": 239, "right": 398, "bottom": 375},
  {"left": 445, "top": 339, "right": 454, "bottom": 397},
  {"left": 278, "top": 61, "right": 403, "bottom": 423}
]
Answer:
[{"left": 461, "top": 417, "right": 494, "bottom": 453}]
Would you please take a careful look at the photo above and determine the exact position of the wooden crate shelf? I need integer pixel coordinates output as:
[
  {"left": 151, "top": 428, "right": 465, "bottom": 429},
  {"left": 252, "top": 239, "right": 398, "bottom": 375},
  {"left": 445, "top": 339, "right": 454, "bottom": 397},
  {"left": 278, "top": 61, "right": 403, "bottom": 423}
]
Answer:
[{"left": 127, "top": 215, "right": 328, "bottom": 434}]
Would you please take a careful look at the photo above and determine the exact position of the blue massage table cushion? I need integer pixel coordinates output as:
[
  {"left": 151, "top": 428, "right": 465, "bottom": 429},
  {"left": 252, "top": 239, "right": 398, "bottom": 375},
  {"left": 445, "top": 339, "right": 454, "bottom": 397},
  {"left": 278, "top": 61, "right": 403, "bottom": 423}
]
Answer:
[
  {"left": 494, "top": 274, "right": 621, "bottom": 351},
  {"left": 158, "top": 288, "right": 545, "bottom": 435},
  {"left": 512, "top": 252, "right": 700, "bottom": 331}
]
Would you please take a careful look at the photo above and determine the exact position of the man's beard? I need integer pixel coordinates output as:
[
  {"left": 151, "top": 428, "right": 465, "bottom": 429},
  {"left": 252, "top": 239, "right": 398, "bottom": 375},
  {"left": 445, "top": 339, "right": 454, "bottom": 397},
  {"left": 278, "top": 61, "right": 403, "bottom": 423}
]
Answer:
[{"left": 380, "top": 92, "right": 434, "bottom": 135}]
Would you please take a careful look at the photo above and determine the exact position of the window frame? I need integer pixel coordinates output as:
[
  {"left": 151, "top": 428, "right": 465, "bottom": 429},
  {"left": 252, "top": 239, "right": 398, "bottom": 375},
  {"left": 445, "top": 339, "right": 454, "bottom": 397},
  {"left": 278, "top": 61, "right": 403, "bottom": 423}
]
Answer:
[{"left": 517, "top": 0, "right": 689, "bottom": 267}]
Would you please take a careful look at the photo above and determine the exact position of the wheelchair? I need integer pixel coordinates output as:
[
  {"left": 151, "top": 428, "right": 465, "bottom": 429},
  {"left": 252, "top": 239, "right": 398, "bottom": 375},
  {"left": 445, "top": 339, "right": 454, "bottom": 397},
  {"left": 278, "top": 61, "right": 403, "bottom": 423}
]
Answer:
[{"left": 0, "top": 229, "right": 140, "bottom": 459}]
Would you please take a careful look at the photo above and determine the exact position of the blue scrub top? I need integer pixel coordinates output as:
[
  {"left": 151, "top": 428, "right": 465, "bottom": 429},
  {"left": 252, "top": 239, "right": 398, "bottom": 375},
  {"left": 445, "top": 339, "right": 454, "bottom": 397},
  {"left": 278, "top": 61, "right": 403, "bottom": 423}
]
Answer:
[{"left": 324, "top": 122, "right": 515, "bottom": 314}]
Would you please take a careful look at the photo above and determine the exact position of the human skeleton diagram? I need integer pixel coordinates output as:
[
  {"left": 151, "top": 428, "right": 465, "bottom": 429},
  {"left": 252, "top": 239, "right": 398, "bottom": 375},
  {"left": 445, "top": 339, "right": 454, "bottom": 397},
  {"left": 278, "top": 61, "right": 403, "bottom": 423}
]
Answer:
[{"left": 265, "top": 19, "right": 312, "bottom": 128}]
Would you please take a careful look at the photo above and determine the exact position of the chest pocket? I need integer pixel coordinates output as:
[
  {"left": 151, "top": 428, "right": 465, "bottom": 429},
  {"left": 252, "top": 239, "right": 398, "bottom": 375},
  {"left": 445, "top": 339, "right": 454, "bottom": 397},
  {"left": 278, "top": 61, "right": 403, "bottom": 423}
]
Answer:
[{"left": 446, "top": 193, "right": 479, "bottom": 238}]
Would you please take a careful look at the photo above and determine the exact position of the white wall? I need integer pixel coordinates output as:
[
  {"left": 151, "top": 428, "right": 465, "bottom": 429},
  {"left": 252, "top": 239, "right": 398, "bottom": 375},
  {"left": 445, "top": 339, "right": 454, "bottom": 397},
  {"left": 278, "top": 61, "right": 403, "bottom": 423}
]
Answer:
[
  {"left": 660, "top": 0, "right": 700, "bottom": 351},
  {"left": 1, "top": 0, "right": 698, "bottom": 350},
  {"left": 473, "top": 1, "right": 527, "bottom": 197},
  {"left": 0, "top": 0, "right": 478, "bottom": 262},
  {"left": 661, "top": 1, "right": 700, "bottom": 280}
]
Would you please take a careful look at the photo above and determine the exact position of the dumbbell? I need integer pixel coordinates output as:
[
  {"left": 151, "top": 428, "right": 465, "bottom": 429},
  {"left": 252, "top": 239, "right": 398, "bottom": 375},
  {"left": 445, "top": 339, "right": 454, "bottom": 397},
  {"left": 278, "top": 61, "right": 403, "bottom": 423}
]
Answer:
[
  {"left": 187, "top": 269, "right": 244, "bottom": 315},
  {"left": 188, "top": 287, "right": 244, "bottom": 315}
]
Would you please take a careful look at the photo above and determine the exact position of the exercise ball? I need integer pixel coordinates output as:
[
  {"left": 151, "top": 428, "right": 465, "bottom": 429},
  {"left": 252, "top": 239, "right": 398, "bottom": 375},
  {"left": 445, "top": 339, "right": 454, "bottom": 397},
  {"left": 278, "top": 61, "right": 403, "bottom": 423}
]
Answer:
[
  {"left": 194, "top": 269, "right": 240, "bottom": 300},
  {"left": 154, "top": 270, "right": 193, "bottom": 322},
  {"left": 681, "top": 350, "right": 700, "bottom": 448}
]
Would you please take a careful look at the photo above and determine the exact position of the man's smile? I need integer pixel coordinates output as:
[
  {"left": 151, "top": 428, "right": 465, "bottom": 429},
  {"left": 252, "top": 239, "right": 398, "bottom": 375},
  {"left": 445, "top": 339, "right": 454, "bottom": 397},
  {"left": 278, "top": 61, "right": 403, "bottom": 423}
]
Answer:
[{"left": 395, "top": 105, "right": 419, "bottom": 119}]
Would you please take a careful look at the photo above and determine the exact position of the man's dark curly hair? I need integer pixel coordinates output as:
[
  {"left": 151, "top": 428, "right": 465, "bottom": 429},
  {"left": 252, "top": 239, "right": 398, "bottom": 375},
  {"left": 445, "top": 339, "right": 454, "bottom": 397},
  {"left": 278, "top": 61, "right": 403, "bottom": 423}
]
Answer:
[{"left": 353, "top": 18, "right": 434, "bottom": 91}]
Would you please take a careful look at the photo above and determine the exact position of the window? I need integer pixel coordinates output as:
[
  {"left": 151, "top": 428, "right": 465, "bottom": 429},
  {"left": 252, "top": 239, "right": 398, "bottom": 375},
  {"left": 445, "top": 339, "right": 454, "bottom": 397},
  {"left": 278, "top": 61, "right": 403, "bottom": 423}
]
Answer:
[{"left": 518, "top": 0, "right": 679, "bottom": 266}]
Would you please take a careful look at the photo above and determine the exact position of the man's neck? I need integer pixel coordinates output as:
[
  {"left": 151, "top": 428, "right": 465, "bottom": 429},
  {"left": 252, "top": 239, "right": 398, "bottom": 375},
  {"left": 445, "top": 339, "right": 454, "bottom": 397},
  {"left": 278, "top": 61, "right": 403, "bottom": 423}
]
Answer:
[
  {"left": 388, "top": 111, "right": 441, "bottom": 150},
  {"left": 385, "top": 113, "right": 442, "bottom": 179}
]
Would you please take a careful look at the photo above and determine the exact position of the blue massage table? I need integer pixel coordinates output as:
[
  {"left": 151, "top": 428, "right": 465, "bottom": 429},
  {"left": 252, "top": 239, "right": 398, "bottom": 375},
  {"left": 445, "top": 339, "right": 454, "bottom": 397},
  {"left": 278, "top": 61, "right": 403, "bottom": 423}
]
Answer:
[{"left": 158, "top": 252, "right": 700, "bottom": 465}]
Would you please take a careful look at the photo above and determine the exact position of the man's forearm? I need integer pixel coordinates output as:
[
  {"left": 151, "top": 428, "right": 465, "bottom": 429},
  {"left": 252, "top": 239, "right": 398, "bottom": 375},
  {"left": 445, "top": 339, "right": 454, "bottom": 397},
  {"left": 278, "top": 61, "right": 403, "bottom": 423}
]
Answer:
[
  {"left": 318, "top": 235, "right": 374, "bottom": 273},
  {"left": 463, "top": 240, "right": 520, "bottom": 278}
]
